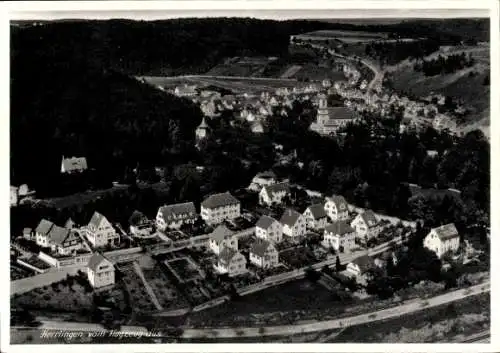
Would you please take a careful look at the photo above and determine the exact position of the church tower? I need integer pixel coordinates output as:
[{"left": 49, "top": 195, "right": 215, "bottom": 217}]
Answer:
[
  {"left": 195, "top": 117, "right": 210, "bottom": 148},
  {"left": 316, "top": 93, "right": 330, "bottom": 125}
]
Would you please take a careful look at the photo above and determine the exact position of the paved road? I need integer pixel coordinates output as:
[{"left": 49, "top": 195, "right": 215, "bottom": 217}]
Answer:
[{"left": 181, "top": 281, "right": 489, "bottom": 338}]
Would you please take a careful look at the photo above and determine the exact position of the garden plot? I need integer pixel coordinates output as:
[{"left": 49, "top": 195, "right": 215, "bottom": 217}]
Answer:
[
  {"left": 164, "top": 257, "right": 204, "bottom": 283},
  {"left": 279, "top": 246, "right": 318, "bottom": 269},
  {"left": 117, "top": 262, "right": 157, "bottom": 314}
]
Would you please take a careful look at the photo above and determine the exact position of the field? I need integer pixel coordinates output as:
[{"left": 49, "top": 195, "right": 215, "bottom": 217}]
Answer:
[
  {"left": 292, "top": 64, "right": 345, "bottom": 81},
  {"left": 206, "top": 57, "right": 277, "bottom": 77},
  {"left": 165, "top": 257, "right": 204, "bottom": 283},
  {"left": 330, "top": 293, "right": 490, "bottom": 343},
  {"left": 118, "top": 262, "right": 157, "bottom": 313},
  {"left": 295, "top": 30, "right": 388, "bottom": 43}
]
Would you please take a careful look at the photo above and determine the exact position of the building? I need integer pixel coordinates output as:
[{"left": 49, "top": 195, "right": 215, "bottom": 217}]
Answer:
[
  {"left": 323, "top": 221, "right": 356, "bottom": 252},
  {"left": 156, "top": 202, "right": 197, "bottom": 231},
  {"left": 195, "top": 117, "right": 210, "bottom": 147},
  {"left": 280, "top": 209, "right": 307, "bottom": 238},
  {"left": 324, "top": 195, "right": 349, "bottom": 221},
  {"left": 259, "top": 182, "right": 290, "bottom": 206},
  {"left": 209, "top": 224, "right": 238, "bottom": 255},
  {"left": 64, "top": 218, "right": 77, "bottom": 229},
  {"left": 247, "top": 170, "right": 278, "bottom": 191},
  {"left": 201, "top": 192, "right": 241, "bottom": 225},
  {"left": 87, "top": 253, "right": 115, "bottom": 289},
  {"left": 303, "top": 204, "right": 329, "bottom": 230},
  {"left": 255, "top": 215, "right": 283, "bottom": 243},
  {"left": 129, "top": 210, "right": 153, "bottom": 236},
  {"left": 249, "top": 239, "right": 279, "bottom": 269},
  {"left": 85, "top": 212, "right": 120, "bottom": 248},
  {"left": 48, "top": 225, "right": 82, "bottom": 255},
  {"left": 174, "top": 84, "right": 197, "bottom": 97},
  {"left": 350, "top": 210, "right": 381, "bottom": 241},
  {"left": 61, "top": 156, "right": 88, "bottom": 174},
  {"left": 309, "top": 94, "right": 357, "bottom": 135},
  {"left": 251, "top": 120, "right": 265, "bottom": 134},
  {"left": 35, "top": 219, "right": 55, "bottom": 248},
  {"left": 215, "top": 247, "right": 247, "bottom": 276},
  {"left": 346, "top": 255, "right": 376, "bottom": 282},
  {"left": 424, "top": 223, "right": 460, "bottom": 258},
  {"left": 10, "top": 184, "right": 36, "bottom": 207}
]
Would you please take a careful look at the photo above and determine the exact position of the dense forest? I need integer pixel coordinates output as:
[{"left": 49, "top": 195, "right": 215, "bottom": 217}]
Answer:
[
  {"left": 364, "top": 39, "right": 441, "bottom": 66},
  {"left": 414, "top": 52, "right": 476, "bottom": 76}
]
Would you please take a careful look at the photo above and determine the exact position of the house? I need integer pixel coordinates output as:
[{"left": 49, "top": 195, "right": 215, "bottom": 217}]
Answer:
[
  {"left": 61, "top": 156, "right": 88, "bottom": 174},
  {"left": 350, "top": 210, "right": 381, "bottom": 241},
  {"left": 209, "top": 224, "right": 238, "bottom": 255},
  {"left": 10, "top": 186, "right": 18, "bottom": 206},
  {"left": 214, "top": 247, "right": 247, "bottom": 276},
  {"left": 10, "top": 184, "right": 36, "bottom": 206},
  {"left": 251, "top": 120, "right": 265, "bottom": 134},
  {"left": 324, "top": 195, "right": 349, "bottom": 221},
  {"left": 249, "top": 239, "right": 279, "bottom": 269},
  {"left": 259, "top": 182, "right": 290, "bottom": 206},
  {"left": 48, "top": 225, "right": 82, "bottom": 255},
  {"left": 174, "top": 84, "right": 197, "bottom": 97},
  {"left": 129, "top": 210, "right": 153, "bottom": 236},
  {"left": 35, "top": 219, "right": 55, "bottom": 248},
  {"left": 247, "top": 170, "right": 278, "bottom": 191},
  {"left": 201, "top": 192, "right": 241, "bottom": 225},
  {"left": 280, "top": 209, "right": 307, "bottom": 238},
  {"left": 255, "top": 215, "right": 283, "bottom": 243},
  {"left": 195, "top": 117, "right": 210, "bottom": 145},
  {"left": 156, "top": 202, "right": 197, "bottom": 231},
  {"left": 85, "top": 212, "right": 120, "bottom": 248},
  {"left": 323, "top": 221, "right": 356, "bottom": 252},
  {"left": 309, "top": 94, "right": 357, "bottom": 135},
  {"left": 303, "top": 204, "right": 328, "bottom": 230},
  {"left": 23, "top": 227, "right": 33, "bottom": 240},
  {"left": 424, "top": 223, "right": 460, "bottom": 258},
  {"left": 346, "top": 255, "right": 376, "bottom": 282},
  {"left": 87, "top": 253, "right": 115, "bottom": 289}
]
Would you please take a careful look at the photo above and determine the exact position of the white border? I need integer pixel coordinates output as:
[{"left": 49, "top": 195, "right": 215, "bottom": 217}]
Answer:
[{"left": 2, "top": 1, "right": 498, "bottom": 352}]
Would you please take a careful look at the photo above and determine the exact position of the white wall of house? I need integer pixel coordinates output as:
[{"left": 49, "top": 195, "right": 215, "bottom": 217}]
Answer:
[
  {"left": 201, "top": 204, "right": 240, "bottom": 225},
  {"left": 351, "top": 216, "right": 380, "bottom": 241},
  {"left": 324, "top": 202, "right": 349, "bottom": 222},
  {"left": 249, "top": 249, "right": 279, "bottom": 269},
  {"left": 424, "top": 230, "right": 460, "bottom": 258},
  {"left": 215, "top": 253, "right": 247, "bottom": 276},
  {"left": 209, "top": 237, "right": 238, "bottom": 255},
  {"left": 282, "top": 216, "right": 307, "bottom": 238},
  {"left": 87, "top": 261, "right": 115, "bottom": 288},
  {"left": 323, "top": 231, "right": 356, "bottom": 252},
  {"left": 303, "top": 210, "right": 328, "bottom": 230},
  {"left": 259, "top": 189, "right": 287, "bottom": 206},
  {"left": 86, "top": 218, "right": 120, "bottom": 248},
  {"left": 255, "top": 222, "right": 283, "bottom": 243}
]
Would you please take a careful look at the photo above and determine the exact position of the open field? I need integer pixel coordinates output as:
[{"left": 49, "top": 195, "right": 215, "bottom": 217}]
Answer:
[
  {"left": 295, "top": 30, "right": 388, "bottom": 43},
  {"left": 329, "top": 293, "right": 490, "bottom": 343},
  {"left": 292, "top": 64, "right": 345, "bottom": 81},
  {"left": 206, "top": 57, "right": 277, "bottom": 77}
]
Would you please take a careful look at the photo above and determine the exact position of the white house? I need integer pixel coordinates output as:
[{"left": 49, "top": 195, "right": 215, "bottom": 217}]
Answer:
[
  {"left": 85, "top": 212, "right": 120, "bottom": 248},
  {"left": 35, "top": 219, "right": 55, "bottom": 248},
  {"left": 259, "top": 182, "right": 290, "bottom": 206},
  {"left": 209, "top": 224, "right": 238, "bottom": 255},
  {"left": 350, "top": 210, "right": 381, "bottom": 241},
  {"left": 174, "top": 84, "right": 197, "bottom": 97},
  {"left": 247, "top": 171, "right": 278, "bottom": 191},
  {"left": 87, "top": 253, "right": 115, "bottom": 289},
  {"left": 129, "top": 210, "right": 154, "bottom": 237},
  {"left": 346, "top": 255, "right": 376, "bottom": 283},
  {"left": 156, "top": 202, "right": 197, "bottom": 231},
  {"left": 424, "top": 223, "right": 460, "bottom": 258},
  {"left": 255, "top": 215, "right": 283, "bottom": 243},
  {"left": 61, "top": 156, "right": 88, "bottom": 174},
  {"left": 324, "top": 195, "right": 349, "bottom": 221},
  {"left": 280, "top": 209, "right": 307, "bottom": 238},
  {"left": 36, "top": 219, "right": 82, "bottom": 255},
  {"left": 249, "top": 239, "right": 279, "bottom": 269},
  {"left": 303, "top": 204, "right": 329, "bottom": 230},
  {"left": 323, "top": 221, "right": 356, "bottom": 252},
  {"left": 215, "top": 247, "right": 247, "bottom": 276},
  {"left": 201, "top": 192, "right": 241, "bottom": 225}
]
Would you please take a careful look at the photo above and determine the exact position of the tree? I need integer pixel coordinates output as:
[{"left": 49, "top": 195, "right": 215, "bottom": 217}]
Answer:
[{"left": 335, "top": 255, "right": 341, "bottom": 272}]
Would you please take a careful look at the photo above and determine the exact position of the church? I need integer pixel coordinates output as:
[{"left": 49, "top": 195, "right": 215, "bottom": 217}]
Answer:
[{"left": 309, "top": 93, "right": 357, "bottom": 135}]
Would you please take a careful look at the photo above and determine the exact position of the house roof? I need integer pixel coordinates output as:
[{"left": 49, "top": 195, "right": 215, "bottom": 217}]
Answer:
[
  {"left": 325, "top": 195, "right": 348, "bottom": 211},
  {"left": 325, "top": 106, "right": 356, "bottom": 120},
  {"left": 35, "top": 219, "right": 54, "bottom": 235},
  {"left": 62, "top": 157, "right": 87, "bottom": 172},
  {"left": 210, "top": 224, "right": 234, "bottom": 242},
  {"left": 280, "top": 209, "right": 302, "bottom": 227},
  {"left": 23, "top": 227, "right": 32, "bottom": 234},
  {"left": 47, "top": 225, "right": 71, "bottom": 245},
  {"left": 159, "top": 202, "right": 196, "bottom": 221},
  {"left": 306, "top": 203, "right": 327, "bottom": 220},
  {"left": 250, "top": 239, "right": 274, "bottom": 257},
  {"left": 129, "top": 210, "right": 148, "bottom": 226},
  {"left": 201, "top": 192, "right": 239, "bottom": 209},
  {"left": 198, "top": 117, "right": 209, "bottom": 129},
  {"left": 218, "top": 246, "right": 239, "bottom": 264},
  {"left": 64, "top": 218, "right": 76, "bottom": 229},
  {"left": 89, "top": 211, "right": 107, "bottom": 229},
  {"left": 360, "top": 211, "right": 379, "bottom": 228},
  {"left": 325, "top": 220, "right": 354, "bottom": 235},
  {"left": 256, "top": 215, "right": 278, "bottom": 230},
  {"left": 432, "top": 223, "right": 459, "bottom": 241},
  {"left": 255, "top": 170, "right": 276, "bottom": 180},
  {"left": 262, "top": 182, "right": 290, "bottom": 196},
  {"left": 87, "top": 253, "right": 110, "bottom": 272},
  {"left": 351, "top": 255, "right": 376, "bottom": 273}
]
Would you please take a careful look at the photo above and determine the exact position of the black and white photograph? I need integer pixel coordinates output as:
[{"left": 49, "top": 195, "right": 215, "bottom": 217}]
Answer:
[{"left": 4, "top": 0, "right": 497, "bottom": 350}]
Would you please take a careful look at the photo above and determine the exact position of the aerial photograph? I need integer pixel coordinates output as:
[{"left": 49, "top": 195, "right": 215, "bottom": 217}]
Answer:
[{"left": 8, "top": 5, "right": 491, "bottom": 346}]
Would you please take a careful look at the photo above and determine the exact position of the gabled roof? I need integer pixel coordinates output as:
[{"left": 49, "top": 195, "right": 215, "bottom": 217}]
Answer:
[
  {"left": 262, "top": 182, "right": 290, "bottom": 196},
  {"left": 87, "top": 253, "right": 111, "bottom": 272},
  {"left": 255, "top": 170, "right": 276, "bottom": 180},
  {"left": 256, "top": 215, "right": 279, "bottom": 230},
  {"left": 360, "top": 211, "right": 379, "bottom": 228},
  {"left": 89, "top": 211, "right": 108, "bottom": 229},
  {"left": 210, "top": 224, "right": 234, "bottom": 242},
  {"left": 35, "top": 219, "right": 54, "bottom": 235},
  {"left": 280, "top": 209, "right": 302, "bottom": 227},
  {"left": 129, "top": 210, "right": 148, "bottom": 226},
  {"left": 325, "top": 220, "right": 354, "bottom": 235},
  {"left": 306, "top": 204, "right": 327, "bottom": 220},
  {"left": 432, "top": 223, "right": 459, "bottom": 241},
  {"left": 201, "top": 192, "right": 239, "bottom": 209},
  {"left": 250, "top": 239, "right": 274, "bottom": 257},
  {"left": 47, "top": 225, "right": 70, "bottom": 245},
  {"left": 64, "top": 218, "right": 76, "bottom": 229},
  {"left": 351, "top": 255, "right": 375, "bottom": 273},
  {"left": 325, "top": 195, "right": 349, "bottom": 211},
  {"left": 198, "top": 117, "right": 209, "bottom": 129},
  {"left": 23, "top": 227, "right": 32, "bottom": 235},
  {"left": 218, "top": 246, "right": 239, "bottom": 264},
  {"left": 158, "top": 202, "right": 196, "bottom": 221}
]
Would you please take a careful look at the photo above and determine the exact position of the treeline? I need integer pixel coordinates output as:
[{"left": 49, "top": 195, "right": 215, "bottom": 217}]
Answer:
[
  {"left": 414, "top": 53, "right": 475, "bottom": 76},
  {"left": 365, "top": 39, "right": 441, "bottom": 65}
]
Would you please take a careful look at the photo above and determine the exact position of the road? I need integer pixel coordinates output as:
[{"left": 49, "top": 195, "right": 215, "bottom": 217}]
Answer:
[
  {"left": 11, "top": 265, "right": 85, "bottom": 295},
  {"left": 181, "top": 281, "right": 489, "bottom": 338}
]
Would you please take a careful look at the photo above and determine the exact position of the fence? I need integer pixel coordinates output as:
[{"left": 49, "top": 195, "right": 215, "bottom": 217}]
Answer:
[
  {"left": 38, "top": 251, "right": 94, "bottom": 268},
  {"left": 192, "top": 295, "right": 230, "bottom": 312},
  {"left": 16, "top": 259, "right": 48, "bottom": 274},
  {"left": 104, "top": 247, "right": 143, "bottom": 263}
]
